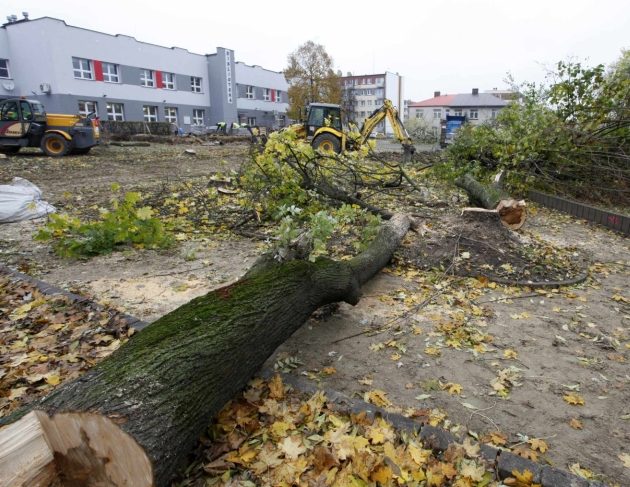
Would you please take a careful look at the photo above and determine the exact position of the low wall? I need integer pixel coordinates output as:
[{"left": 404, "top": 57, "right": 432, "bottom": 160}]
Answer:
[{"left": 529, "top": 190, "right": 629, "bottom": 236}]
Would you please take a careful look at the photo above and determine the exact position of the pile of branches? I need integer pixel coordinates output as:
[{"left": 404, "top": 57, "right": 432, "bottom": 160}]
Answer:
[
  {"left": 240, "top": 129, "right": 432, "bottom": 222},
  {"left": 447, "top": 53, "right": 630, "bottom": 206}
]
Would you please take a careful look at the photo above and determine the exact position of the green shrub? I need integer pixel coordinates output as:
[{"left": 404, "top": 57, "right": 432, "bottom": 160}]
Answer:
[{"left": 36, "top": 190, "right": 172, "bottom": 258}]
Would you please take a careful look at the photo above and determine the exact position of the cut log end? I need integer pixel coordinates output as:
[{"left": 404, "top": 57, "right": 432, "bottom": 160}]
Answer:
[
  {"left": 0, "top": 411, "right": 153, "bottom": 487},
  {"left": 462, "top": 199, "right": 526, "bottom": 231},
  {"left": 496, "top": 199, "right": 527, "bottom": 230}
]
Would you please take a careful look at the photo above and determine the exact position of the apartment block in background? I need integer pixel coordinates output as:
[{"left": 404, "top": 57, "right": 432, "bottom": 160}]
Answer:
[{"left": 340, "top": 72, "right": 404, "bottom": 135}]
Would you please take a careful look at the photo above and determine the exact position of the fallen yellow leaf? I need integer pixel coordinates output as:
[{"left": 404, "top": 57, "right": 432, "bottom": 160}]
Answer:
[
  {"left": 45, "top": 374, "right": 61, "bottom": 386},
  {"left": 441, "top": 382, "right": 463, "bottom": 395},
  {"left": 503, "top": 348, "right": 518, "bottom": 359},
  {"left": 618, "top": 452, "right": 630, "bottom": 469},
  {"left": 528, "top": 438, "right": 548, "bottom": 453},
  {"left": 563, "top": 392, "right": 585, "bottom": 406},
  {"left": 569, "top": 463, "right": 594, "bottom": 479},
  {"left": 364, "top": 389, "right": 391, "bottom": 408},
  {"left": 268, "top": 374, "right": 285, "bottom": 400},
  {"left": 504, "top": 468, "right": 541, "bottom": 487},
  {"left": 370, "top": 464, "right": 393, "bottom": 484}
]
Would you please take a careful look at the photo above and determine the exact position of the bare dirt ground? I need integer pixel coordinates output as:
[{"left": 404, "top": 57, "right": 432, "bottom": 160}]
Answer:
[{"left": 1, "top": 143, "right": 628, "bottom": 484}]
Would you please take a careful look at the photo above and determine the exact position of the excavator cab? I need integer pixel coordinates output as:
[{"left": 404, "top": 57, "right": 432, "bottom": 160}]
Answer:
[{"left": 304, "top": 103, "right": 347, "bottom": 153}]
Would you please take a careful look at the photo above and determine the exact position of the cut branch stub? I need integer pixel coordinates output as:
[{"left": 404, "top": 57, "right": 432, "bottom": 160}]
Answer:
[{"left": 456, "top": 173, "right": 527, "bottom": 230}]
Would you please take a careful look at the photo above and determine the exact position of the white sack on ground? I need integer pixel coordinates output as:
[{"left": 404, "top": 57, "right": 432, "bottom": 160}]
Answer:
[{"left": 0, "top": 177, "right": 56, "bottom": 223}]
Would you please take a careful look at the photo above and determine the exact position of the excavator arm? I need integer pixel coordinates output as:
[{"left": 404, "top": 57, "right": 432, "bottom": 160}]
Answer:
[{"left": 359, "top": 99, "right": 415, "bottom": 160}]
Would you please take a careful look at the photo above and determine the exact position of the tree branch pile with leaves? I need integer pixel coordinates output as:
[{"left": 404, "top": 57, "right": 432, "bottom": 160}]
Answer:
[{"left": 446, "top": 50, "right": 630, "bottom": 206}]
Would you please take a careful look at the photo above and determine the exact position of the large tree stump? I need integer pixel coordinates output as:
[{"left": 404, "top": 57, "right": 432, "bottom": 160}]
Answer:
[
  {"left": 0, "top": 215, "right": 412, "bottom": 487},
  {"left": 455, "top": 173, "right": 527, "bottom": 230}
]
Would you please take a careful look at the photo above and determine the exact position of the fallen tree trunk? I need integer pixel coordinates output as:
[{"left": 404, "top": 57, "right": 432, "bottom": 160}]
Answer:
[
  {"left": 455, "top": 173, "right": 526, "bottom": 230},
  {"left": 0, "top": 215, "right": 412, "bottom": 487}
]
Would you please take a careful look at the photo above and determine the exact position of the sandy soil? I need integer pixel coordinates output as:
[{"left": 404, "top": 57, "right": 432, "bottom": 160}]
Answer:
[{"left": 1, "top": 143, "right": 628, "bottom": 484}]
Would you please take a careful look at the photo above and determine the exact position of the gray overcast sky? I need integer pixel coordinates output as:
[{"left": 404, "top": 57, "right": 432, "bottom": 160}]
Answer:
[{"left": 3, "top": 0, "right": 629, "bottom": 101}]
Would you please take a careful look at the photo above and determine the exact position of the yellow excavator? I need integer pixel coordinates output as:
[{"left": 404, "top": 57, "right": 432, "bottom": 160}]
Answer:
[{"left": 292, "top": 99, "right": 415, "bottom": 159}]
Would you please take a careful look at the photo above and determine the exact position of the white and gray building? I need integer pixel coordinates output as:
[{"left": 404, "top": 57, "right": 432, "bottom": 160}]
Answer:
[
  {"left": 0, "top": 15, "right": 288, "bottom": 131},
  {"left": 407, "top": 89, "right": 509, "bottom": 137}
]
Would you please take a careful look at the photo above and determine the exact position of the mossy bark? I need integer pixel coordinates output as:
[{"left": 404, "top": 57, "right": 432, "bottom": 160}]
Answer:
[{"left": 4, "top": 214, "right": 411, "bottom": 487}]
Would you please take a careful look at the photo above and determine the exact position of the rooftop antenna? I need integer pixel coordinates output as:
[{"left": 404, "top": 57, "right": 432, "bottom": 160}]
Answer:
[
  {"left": 10, "top": 14, "right": 18, "bottom": 22},
  {"left": 22, "top": 12, "right": 29, "bottom": 20}
]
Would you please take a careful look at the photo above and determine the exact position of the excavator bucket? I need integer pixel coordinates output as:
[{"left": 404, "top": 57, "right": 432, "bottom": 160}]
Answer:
[{"left": 402, "top": 142, "right": 416, "bottom": 163}]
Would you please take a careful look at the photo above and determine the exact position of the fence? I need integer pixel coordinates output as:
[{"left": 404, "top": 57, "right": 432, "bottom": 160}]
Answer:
[{"left": 529, "top": 190, "right": 629, "bottom": 236}]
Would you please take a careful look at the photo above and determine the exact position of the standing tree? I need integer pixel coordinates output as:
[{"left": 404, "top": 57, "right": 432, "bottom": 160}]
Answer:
[{"left": 285, "top": 41, "right": 342, "bottom": 120}]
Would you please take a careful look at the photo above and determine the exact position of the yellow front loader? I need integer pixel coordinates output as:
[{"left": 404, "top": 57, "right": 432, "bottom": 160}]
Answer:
[{"left": 0, "top": 98, "right": 100, "bottom": 156}]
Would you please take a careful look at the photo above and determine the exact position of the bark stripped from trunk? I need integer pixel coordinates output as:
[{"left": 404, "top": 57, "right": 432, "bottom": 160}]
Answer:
[
  {"left": 455, "top": 173, "right": 527, "bottom": 230},
  {"left": 0, "top": 215, "right": 412, "bottom": 487}
]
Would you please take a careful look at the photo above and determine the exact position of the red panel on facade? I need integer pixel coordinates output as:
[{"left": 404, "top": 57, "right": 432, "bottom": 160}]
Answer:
[
  {"left": 271, "top": 89, "right": 275, "bottom": 102},
  {"left": 93, "top": 60, "right": 104, "bottom": 81},
  {"left": 156, "top": 71, "right": 163, "bottom": 89}
]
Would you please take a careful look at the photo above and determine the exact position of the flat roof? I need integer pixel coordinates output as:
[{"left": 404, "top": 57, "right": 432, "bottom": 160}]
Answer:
[{"left": 2, "top": 16, "right": 218, "bottom": 58}]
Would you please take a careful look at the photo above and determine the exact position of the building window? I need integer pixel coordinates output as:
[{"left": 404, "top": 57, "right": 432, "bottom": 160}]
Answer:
[
  {"left": 276, "top": 90, "right": 282, "bottom": 102},
  {"left": 433, "top": 109, "right": 442, "bottom": 119},
  {"left": 247, "top": 117, "right": 256, "bottom": 126},
  {"left": 491, "top": 109, "right": 498, "bottom": 119},
  {"left": 278, "top": 115, "right": 286, "bottom": 127},
  {"left": 469, "top": 108, "right": 479, "bottom": 120},
  {"left": 360, "top": 111, "right": 365, "bottom": 117},
  {"left": 366, "top": 89, "right": 373, "bottom": 95},
  {"left": 263, "top": 88, "right": 271, "bottom": 101},
  {"left": 72, "top": 57, "right": 93, "bottom": 80},
  {"left": 0, "top": 59, "right": 9, "bottom": 78},
  {"left": 164, "top": 107, "right": 178, "bottom": 123},
  {"left": 191, "top": 76, "right": 202, "bottom": 93},
  {"left": 163, "top": 72, "right": 176, "bottom": 90},
  {"left": 246, "top": 86, "right": 254, "bottom": 99},
  {"left": 141, "top": 69, "right": 155, "bottom": 87},
  {"left": 102, "top": 63, "right": 119, "bottom": 83},
  {"left": 78, "top": 101, "right": 97, "bottom": 117},
  {"left": 106, "top": 103, "right": 124, "bottom": 121},
  {"left": 454, "top": 109, "right": 462, "bottom": 116},
  {"left": 415, "top": 110, "right": 422, "bottom": 118},
  {"left": 192, "top": 109, "right": 205, "bottom": 126},
  {"left": 143, "top": 105, "right": 158, "bottom": 122},
  {"left": 360, "top": 100, "right": 365, "bottom": 107},
  {"left": 367, "top": 100, "right": 372, "bottom": 106}
]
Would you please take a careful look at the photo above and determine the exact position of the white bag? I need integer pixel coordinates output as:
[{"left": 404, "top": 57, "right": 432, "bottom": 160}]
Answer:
[{"left": 0, "top": 177, "right": 56, "bottom": 223}]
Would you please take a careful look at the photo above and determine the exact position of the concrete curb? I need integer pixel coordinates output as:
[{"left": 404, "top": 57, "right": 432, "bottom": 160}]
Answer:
[
  {"left": 0, "top": 265, "right": 150, "bottom": 331},
  {"left": 261, "top": 369, "right": 606, "bottom": 487}
]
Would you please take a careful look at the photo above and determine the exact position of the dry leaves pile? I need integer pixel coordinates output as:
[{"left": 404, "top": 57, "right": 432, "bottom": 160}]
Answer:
[
  {"left": 178, "top": 375, "right": 536, "bottom": 487},
  {"left": 0, "top": 275, "right": 132, "bottom": 416}
]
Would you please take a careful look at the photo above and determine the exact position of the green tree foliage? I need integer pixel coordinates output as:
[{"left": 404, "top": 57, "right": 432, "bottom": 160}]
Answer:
[
  {"left": 446, "top": 51, "right": 630, "bottom": 205},
  {"left": 240, "top": 128, "right": 383, "bottom": 260},
  {"left": 36, "top": 188, "right": 172, "bottom": 258},
  {"left": 285, "top": 41, "right": 342, "bottom": 120}
]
